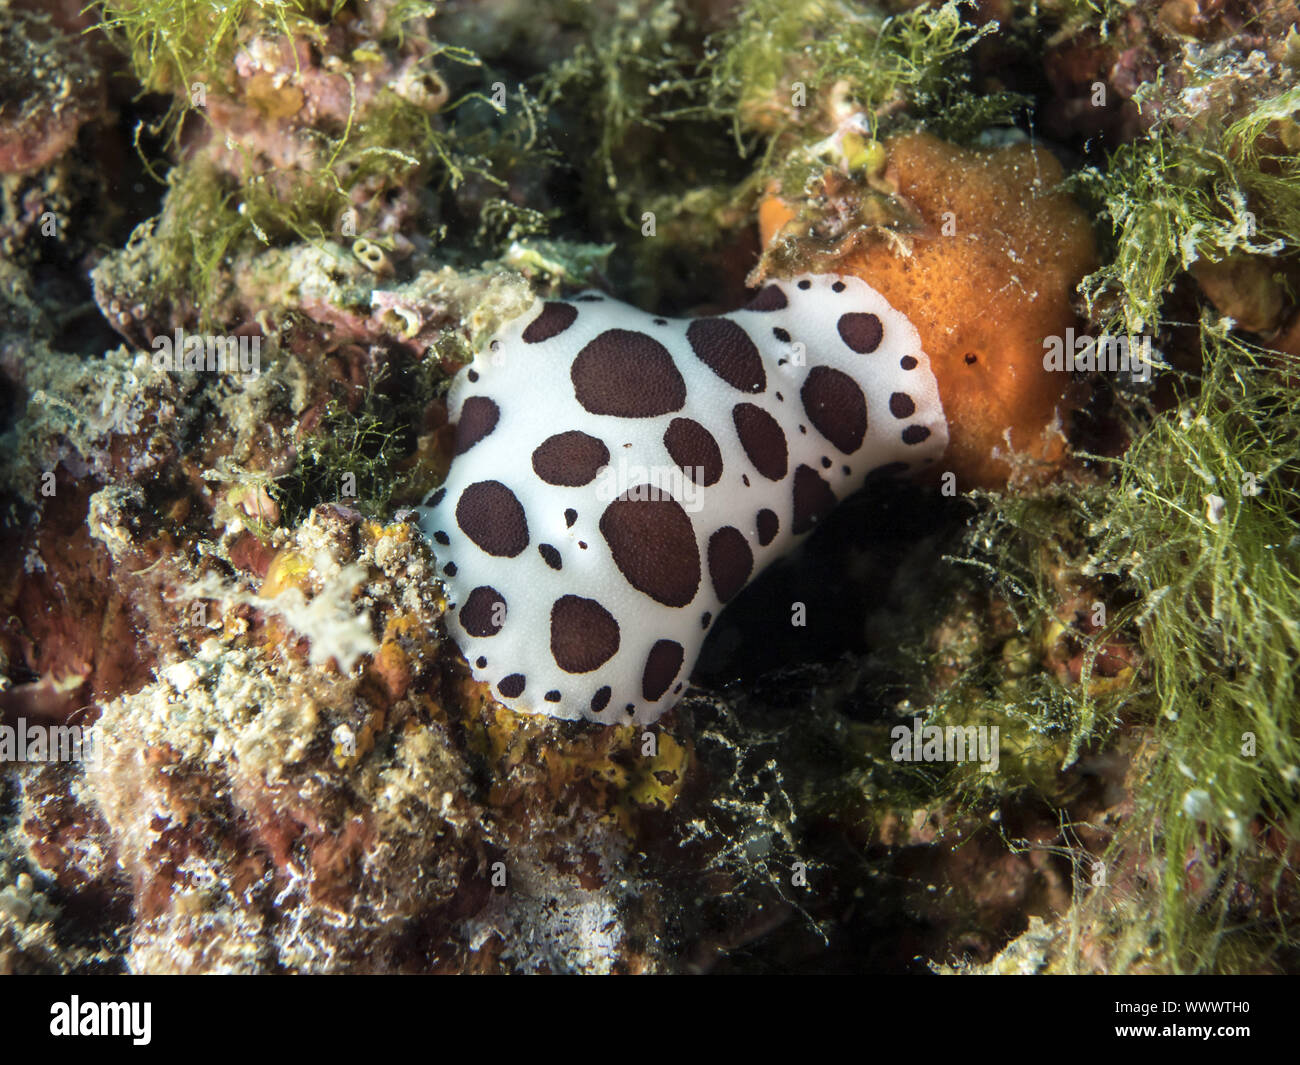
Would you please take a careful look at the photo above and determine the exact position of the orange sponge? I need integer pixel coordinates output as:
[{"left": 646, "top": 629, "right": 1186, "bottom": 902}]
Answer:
[{"left": 761, "top": 132, "right": 1098, "bottom": 489}]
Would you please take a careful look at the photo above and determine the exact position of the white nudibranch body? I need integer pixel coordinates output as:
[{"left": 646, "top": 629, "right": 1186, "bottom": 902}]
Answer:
[{"left": 417, "top": 274, "right": 948, "bottom": 724}]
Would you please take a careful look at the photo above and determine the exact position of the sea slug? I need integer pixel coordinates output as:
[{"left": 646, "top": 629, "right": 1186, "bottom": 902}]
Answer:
[{"left": 417, "top": 274, "right": 947, "bottom": 724}]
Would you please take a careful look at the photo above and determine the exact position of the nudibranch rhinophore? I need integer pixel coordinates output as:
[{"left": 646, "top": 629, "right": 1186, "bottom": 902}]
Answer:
[{"left": 417, "top": 274, "right": 948, "bottom": 724}]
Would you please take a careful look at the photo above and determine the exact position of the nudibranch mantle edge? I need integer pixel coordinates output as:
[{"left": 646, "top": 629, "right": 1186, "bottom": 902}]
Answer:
[{"left": 417, "top": 273, "right": 948, "bottom": 725}]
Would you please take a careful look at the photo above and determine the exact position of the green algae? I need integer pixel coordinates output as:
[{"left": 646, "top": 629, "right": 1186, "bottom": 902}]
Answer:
[
  {"left": 538, "top": 0, "right": 710, "bottom": 200},
  {"left": 709, "top": 0, "right": 1023, "bottom": 153},
  {"left": 1081, "top": 321, "right": 1300, "bottom": 970},
  {"left": 911, "top": 216, "right": 1300, "bottom": 974},
  {"left": 1077, "top": 88, "right": 1300, "bottom": 335},
  {"left": 97, "top": 1, "right": 489, "bottom": 323},
  {"left": 1033, "top": 0, "right": 1139, "bottom": 41},
  {"left": 276, "top": 377, "right": 428, "bottom": 527},
  {"left": 877, "top": 321, "right": 1299, "bottom": 971},
  {"left": 96, "top": 0, "right": 342, "bottom": 96}
]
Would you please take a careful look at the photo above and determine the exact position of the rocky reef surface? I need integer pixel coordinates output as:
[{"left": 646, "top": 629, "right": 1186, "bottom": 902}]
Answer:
[{"left": 1, "top": 0, "right": 1298, "bottom": 973}]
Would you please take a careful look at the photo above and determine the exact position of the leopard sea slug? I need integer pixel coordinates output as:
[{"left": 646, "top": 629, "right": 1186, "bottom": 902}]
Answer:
[{"left": 417, "top": 274, "right": 948, "bottom": 725}]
